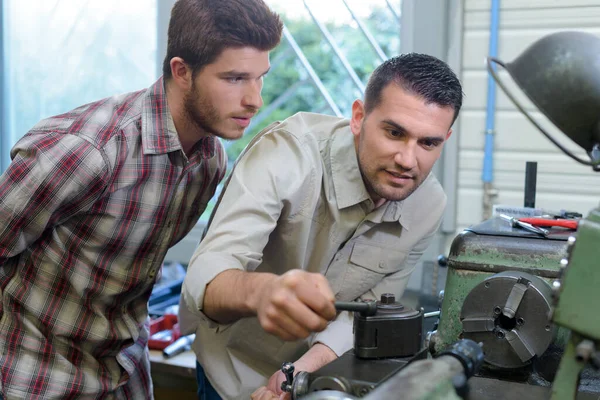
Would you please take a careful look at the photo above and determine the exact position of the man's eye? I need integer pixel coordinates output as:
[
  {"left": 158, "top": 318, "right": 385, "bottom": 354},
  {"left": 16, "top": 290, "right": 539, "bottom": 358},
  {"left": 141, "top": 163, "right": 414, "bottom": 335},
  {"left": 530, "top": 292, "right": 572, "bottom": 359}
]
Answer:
[
  {"left": 228, "top": 77, "right": 243, "bottom": 83},
  {"left": 422, "top": 140, "right": 437, "bottom": 149},
  {"left": 388, "top": 129, "right": 401, "bottom": 137}
]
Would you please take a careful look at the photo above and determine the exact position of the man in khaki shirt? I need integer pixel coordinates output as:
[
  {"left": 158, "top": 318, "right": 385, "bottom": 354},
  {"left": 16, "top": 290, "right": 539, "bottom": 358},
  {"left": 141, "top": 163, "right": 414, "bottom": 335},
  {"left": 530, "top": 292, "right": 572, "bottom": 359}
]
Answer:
[{"left": 179, "top": 53, "right": 463, "bottom": 400}]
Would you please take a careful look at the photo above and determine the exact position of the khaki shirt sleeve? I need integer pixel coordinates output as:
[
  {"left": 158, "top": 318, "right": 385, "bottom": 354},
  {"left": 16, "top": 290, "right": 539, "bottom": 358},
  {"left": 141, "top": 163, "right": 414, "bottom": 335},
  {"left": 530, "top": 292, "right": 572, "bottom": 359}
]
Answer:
[{"left": 180, "top": 129, "right": 315, "bottom": 328}]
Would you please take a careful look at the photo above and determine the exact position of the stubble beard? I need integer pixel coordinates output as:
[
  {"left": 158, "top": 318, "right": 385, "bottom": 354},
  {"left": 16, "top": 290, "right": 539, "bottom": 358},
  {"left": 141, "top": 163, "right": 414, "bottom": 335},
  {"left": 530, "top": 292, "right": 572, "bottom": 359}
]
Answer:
[
  {"left": 357, "top": 138, "right": 421, "bottom": 203},
  {"left": 183, "top": 83, "right": 226, "bottom": 139}
]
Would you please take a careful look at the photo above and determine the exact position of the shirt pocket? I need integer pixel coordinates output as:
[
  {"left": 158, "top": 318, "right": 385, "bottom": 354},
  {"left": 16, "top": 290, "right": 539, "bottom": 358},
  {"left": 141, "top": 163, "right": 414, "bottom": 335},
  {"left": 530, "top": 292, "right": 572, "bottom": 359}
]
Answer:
[{"left": 334, "top": 241, "right": 408, "bottom": 301}]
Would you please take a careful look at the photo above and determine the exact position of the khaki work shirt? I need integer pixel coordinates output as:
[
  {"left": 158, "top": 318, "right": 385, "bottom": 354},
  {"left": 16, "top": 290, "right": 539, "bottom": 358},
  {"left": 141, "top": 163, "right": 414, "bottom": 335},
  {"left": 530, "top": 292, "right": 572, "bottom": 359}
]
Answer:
[{"left": 180, "top": 112, "right": 447, "bottom": 399}]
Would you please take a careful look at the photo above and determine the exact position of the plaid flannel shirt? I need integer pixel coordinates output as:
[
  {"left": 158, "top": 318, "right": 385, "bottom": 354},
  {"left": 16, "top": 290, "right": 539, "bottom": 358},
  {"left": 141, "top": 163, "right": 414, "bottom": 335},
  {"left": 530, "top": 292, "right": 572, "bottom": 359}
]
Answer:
[{"left": 0, "top": 77, "right": 226, "bottom": 399}]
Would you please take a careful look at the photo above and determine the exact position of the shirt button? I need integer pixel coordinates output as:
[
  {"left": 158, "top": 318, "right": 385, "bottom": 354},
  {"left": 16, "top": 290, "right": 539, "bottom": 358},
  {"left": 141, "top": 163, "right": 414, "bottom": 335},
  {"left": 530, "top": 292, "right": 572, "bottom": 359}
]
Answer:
[{"left": 379, "top": 262, "right": 385, "bottom": 269}]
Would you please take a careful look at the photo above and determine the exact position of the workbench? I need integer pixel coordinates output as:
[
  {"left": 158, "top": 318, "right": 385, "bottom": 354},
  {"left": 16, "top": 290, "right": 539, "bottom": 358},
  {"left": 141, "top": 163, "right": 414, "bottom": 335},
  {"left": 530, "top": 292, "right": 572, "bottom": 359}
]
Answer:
[{"left": 149, "top": 349, "right": 197, "bottom": 400}]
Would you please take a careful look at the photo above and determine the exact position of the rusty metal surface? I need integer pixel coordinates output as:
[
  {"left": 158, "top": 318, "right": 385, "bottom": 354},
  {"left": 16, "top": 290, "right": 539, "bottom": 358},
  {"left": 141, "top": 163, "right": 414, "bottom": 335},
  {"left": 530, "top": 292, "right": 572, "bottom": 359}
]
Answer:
[{"left": 447, "top": 218, "right": 569, "bottom": 278}]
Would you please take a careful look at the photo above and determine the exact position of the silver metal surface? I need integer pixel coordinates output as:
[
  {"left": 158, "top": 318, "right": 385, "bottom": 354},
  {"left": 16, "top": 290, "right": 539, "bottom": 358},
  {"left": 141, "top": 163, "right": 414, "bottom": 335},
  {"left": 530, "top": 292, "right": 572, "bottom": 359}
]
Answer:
[
  {"left": 299, "top": 390, "right": 358, "bottom": 400},
  {"left": 424, "top": 310, "right": 441, "bottom": 319},
  {"left": 310, "top": 376, "right": 351, "bottom": 393},
  {"left": 503, "top": 282, "right": 527, "bottom": 318},
  {"left": 362, "top": 355, "right": 465, "bottom": 399},
  {"left": 460, "top": 271, "right": 554, "bottom": 369}
]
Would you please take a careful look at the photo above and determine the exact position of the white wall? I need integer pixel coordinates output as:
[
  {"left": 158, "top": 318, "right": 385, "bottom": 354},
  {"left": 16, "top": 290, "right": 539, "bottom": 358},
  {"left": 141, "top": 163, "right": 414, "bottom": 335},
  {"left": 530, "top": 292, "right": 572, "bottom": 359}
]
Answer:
[{"left": 455, "top": 0, "right": 600, "bottom": 235}]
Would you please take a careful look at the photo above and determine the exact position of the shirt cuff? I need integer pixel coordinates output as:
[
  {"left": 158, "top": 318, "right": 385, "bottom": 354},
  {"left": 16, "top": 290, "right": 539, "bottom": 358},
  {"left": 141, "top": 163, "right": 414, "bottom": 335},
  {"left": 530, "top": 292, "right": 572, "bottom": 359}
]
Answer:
[
  {"left": 309, "top": 311, "right": 354, "bottom": 357},
  {"left": 179, "top": 252, "right": 244, "bottom": 331}
]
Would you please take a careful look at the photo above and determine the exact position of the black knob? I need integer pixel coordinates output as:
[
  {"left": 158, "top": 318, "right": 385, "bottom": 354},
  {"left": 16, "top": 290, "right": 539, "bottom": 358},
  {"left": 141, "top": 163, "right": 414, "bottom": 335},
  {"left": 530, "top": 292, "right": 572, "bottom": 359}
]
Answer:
[
  {"left": 437, "top": 255, "right": 448, "bottom": 268},
  {"left": 380, "top": 293, "right": 395, "bottom": 304},
  {"left": 280, "top": 362, "right": 295, "bottom": 393}
]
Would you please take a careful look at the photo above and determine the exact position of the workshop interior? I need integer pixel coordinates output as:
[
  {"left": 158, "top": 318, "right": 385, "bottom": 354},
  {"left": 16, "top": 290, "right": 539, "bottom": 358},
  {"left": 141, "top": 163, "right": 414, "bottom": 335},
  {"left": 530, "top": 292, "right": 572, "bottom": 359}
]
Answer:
[{"left": 2, "top": 0, "right": 600, "bottom": 399}]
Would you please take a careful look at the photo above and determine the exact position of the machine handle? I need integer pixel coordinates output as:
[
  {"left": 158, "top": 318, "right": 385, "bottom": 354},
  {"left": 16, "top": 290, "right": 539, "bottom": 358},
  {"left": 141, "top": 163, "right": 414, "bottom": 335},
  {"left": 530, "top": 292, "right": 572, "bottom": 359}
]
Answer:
[
  {"left": 281, "top": 362, "right": 295, "bottom": 393},
  {"left": 334, "top": 300, "right": 378, "bottom": 316}
]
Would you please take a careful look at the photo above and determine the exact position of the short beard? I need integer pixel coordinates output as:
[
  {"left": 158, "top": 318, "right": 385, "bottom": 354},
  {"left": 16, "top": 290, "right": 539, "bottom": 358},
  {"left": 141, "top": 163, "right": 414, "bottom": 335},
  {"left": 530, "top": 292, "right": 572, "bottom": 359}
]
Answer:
[
  {"left": 183, "top": 81, "right": 223, "bottom": 137},
  {"left": 357, "top": 127, "right": 419, "bottom": 202}
]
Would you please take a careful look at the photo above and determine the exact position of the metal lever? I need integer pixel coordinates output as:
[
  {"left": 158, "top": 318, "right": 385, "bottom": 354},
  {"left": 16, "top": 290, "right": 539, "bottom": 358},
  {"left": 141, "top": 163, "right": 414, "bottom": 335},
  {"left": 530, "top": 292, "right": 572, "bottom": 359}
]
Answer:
[
  {"left": 334, "top": 300, "right": 378, "bottom": 316},
  {"left": 280, "top": 362, "right": 295, "bottom": 393}
]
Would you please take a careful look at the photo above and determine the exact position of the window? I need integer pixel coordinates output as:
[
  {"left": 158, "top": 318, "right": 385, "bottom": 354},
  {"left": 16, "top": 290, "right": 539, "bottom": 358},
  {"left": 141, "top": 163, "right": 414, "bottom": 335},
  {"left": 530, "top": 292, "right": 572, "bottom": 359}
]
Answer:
[
  {"left": 1, "top": 0, "right": 157, "bottom": 169},
  {"left": 228, "top": 0, "right": 402, "bottom": 161}
]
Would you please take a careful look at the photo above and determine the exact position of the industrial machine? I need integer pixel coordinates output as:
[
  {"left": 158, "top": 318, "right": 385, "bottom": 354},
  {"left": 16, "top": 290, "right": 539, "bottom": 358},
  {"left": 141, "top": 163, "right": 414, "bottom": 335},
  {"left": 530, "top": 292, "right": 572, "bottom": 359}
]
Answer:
[
  {"left": 282, "top": 30, "right": 600, "bottom": 399},
  {"left": 281, "top": 295, "right": 485, "bottom": 399},
  {"left": 433, "top": 30, "right": 600, "bottom": 399}
]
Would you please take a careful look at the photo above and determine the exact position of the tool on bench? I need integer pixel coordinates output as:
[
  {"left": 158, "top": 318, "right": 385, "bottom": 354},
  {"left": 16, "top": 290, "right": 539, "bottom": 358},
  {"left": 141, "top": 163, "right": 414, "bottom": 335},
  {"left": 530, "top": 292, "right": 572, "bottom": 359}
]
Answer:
[
  {"left": 499, "top": 214, "right": 549, "bottom": 237},
  {"left": 518, "top": 217, "right": 579, "bottom": 230}
]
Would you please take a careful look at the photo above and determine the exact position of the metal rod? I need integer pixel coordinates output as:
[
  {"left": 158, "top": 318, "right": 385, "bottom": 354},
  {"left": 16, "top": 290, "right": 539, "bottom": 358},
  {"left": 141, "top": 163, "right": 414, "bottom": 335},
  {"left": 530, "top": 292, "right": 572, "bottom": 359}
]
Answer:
[
  {"left": 282, "top": 25, "right": 342, "bottom": 117},
  {"left": 303, "top": 0, "right": 365, "bottom": 94},
  {"left": 385, "top": 0, "right": 402, "bottom": 25},
  {"left": 424, "top": 311, "right": 441, "bottom": 319},
  {"left": 341, "top": 0, "right": 388, "bottom": 62},
  {"left": 524, "top": 161, "right": 537, "bottom": 208},
  {"left": 335, "top": 301, "right": 378, "bottom": 316}
]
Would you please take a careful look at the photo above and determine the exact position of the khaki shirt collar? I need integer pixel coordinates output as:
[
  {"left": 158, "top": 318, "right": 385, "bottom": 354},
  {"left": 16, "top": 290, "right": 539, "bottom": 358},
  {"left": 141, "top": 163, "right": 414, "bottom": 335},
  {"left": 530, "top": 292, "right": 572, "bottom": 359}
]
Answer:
[{"left": 330, "top": 125, "right": 371, "bottom": 210}]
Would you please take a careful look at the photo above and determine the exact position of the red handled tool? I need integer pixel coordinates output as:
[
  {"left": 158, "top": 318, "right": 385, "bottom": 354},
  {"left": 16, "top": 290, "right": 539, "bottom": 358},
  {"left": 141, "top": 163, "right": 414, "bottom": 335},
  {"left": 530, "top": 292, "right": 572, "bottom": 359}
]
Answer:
[{"left": 518, "top": 217, "right": 579, "bottom": 230}]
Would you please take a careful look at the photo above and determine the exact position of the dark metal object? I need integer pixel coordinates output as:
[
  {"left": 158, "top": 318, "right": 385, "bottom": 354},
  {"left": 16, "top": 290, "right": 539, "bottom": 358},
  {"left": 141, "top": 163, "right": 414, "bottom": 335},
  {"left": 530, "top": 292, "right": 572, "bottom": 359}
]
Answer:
[
  {"left": 460, "top": 271, "right": 554, "bottom": 369},
  {"left": 353, "top": 294, "right": 424, "bottom": 359},
  {"left": 524, "top": 161, "right": 537, "bottom": 208},
  {"left": 361, "top": 340, "right": 484, "bottom": 400},
  {"left": 281, "top": 362, "right": 295, "bottom": 393},
  {"left": 284, "top": 294, "right": 426, "bottom": 399},
  {"left": 438, "top": 339, "right": 485, "bottom": 379},
  {"left": 486, "top": 31, "right": 600, "bottom": 170},
  {"left": 430, "top": 218, "right": 572, "bottom": 388},
  {"left": 335, "top": 301, "right": 378, "bottom": 317},
  {"left": 290, "top": 348, "right": 428, "bottom": 399}
]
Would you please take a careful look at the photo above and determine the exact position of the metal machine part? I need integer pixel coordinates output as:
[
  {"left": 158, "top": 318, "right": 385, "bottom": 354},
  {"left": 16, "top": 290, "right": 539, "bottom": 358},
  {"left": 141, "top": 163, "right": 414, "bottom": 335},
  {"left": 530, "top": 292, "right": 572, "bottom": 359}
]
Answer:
[
  {"left": 460, "top": 271, "right": 554, "bottom": 369},
  {"left": 283, "top": 294, "right": 426, "bottom": 399},
  {"left": 352, "top": 294, "right": 424, "bottom": 359},
  {"left": 299, "top": 340, "right": 484, "bottom": 400},
  {"left": 430, "top": 216, "right": 569, "bottom": 357},
  {"left": 486, "top": 30, "right": 600, "bottom": 399},
  {"left": 362, "top": 339, "right": 484, "bottom": 400},
  {"left": 288, "top": 348, "right": 428, "bottom": 399}
]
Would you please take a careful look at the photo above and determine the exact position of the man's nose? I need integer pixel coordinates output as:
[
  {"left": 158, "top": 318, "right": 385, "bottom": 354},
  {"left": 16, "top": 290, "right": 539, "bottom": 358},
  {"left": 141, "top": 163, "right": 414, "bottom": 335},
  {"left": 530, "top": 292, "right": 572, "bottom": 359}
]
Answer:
[
  {"left": 394, "top": 143, "right": 418, "bottom": 171},
  {"left": 242, "top": 81, "right": 263, "bottom": 110}
]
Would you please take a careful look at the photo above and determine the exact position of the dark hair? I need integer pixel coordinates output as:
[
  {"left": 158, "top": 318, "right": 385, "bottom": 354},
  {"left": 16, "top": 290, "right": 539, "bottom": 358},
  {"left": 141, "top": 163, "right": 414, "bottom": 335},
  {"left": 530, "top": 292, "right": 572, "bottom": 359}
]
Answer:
[
  {"left": 364, "top": 53, "right": 463, "bottom": 123},
  {"left": 162, "top": 0, "right": 283, "bottom": 79}
]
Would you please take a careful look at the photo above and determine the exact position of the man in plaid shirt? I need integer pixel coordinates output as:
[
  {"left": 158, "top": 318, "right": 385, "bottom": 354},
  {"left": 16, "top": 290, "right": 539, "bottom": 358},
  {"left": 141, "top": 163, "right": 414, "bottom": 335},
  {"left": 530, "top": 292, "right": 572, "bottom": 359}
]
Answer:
[{"left": 0, "top": 0, "right": 282, "bottom": 398}]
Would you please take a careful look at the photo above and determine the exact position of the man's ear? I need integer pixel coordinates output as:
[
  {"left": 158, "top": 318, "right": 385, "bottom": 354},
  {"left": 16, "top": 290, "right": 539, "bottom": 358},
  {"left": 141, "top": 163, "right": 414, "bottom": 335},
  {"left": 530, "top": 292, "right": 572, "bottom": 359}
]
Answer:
[
  {"left": 445, "top": 128, "right": 453, "bottom": 141},
  {"left": 350, "top": 99, "right": 366, "bottom": 138},
  {"left": 169, "top": 57, "right": 193, "bottom": 90}
]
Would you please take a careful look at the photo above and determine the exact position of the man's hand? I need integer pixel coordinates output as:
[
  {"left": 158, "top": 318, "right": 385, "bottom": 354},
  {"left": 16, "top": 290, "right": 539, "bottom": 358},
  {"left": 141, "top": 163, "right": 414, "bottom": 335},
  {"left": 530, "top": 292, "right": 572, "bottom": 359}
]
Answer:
[
  {"left": 250, "top": 270, "right": 337, "bottom": 341},
  {"left": 265, "top": 343, "right": 338, "bottom": 397},
  {"left": 203, "top": 269, "right": 336, "bottom": 341},
  {"left": 251, "top": 386, "right": 282, "bottom": 400}
]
